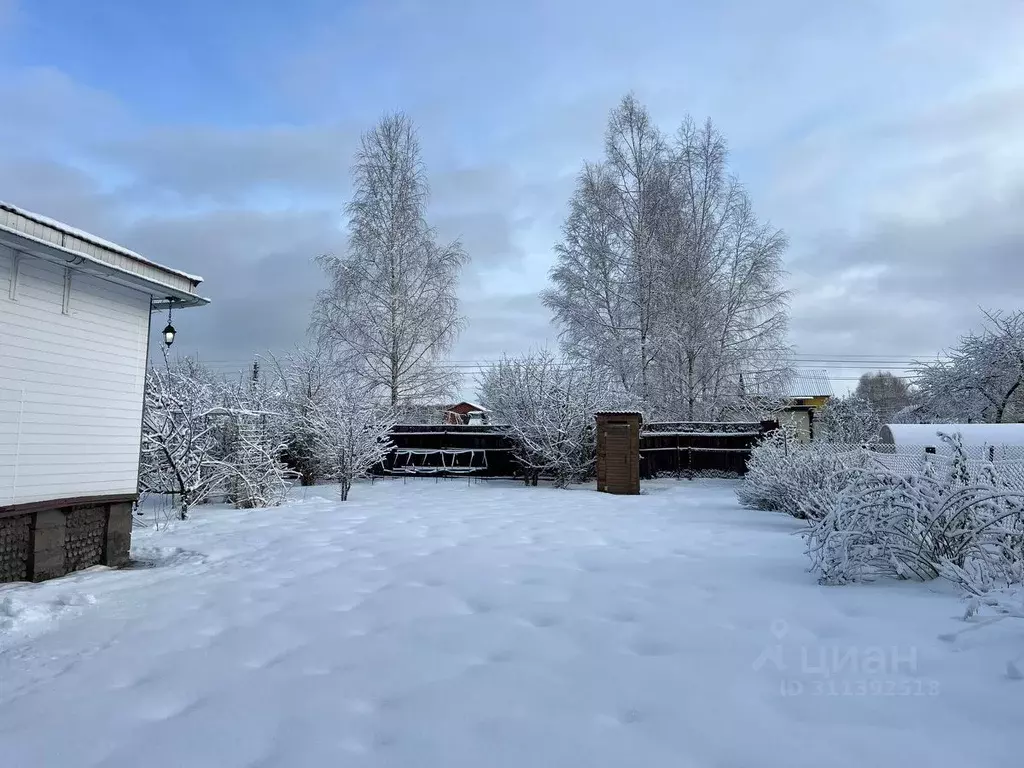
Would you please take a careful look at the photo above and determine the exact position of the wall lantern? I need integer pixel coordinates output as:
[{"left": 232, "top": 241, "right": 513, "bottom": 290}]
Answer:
[{"left": 163, "top": 301, "right": 176, "bottom": 347}]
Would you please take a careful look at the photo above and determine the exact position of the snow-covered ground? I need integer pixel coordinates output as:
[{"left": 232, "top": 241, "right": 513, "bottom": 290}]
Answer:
[{"left": 0, "top": 479, "right": 1018, "bottom": 767}]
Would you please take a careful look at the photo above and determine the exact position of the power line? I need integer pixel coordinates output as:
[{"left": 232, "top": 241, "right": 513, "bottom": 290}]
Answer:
[{"left": 188, "top": 358, "right": 928, "bottom": 371}]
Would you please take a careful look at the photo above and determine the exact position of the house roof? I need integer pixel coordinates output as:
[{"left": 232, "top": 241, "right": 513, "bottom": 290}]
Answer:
[
  {"left": 450, "top": 401, "right": 489, "bottom": 413},
  {"left": 787, "top": 369, "right": 833, "bottom": 399},
  {"left": 0, "top": 202, "right": 208, "bottom": 308}
]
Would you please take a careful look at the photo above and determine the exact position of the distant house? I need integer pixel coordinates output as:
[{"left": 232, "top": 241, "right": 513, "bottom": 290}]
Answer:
[
  {"left": 0, "top": 202, "right": 208, "bottom": 582},
  {"left": 444, "top": 402, "right": 489, "bottom": 425},
  {"left": 778, "top": 370, "right": 834, "bottom": 442},
  {"left": 397, "top": 401, "right": 489, "bottom": 426}
]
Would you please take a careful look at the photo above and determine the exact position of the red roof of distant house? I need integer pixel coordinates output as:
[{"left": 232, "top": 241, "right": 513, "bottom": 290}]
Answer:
[{"left": 447, "top": 402, "right": 489, "bottom": 413}]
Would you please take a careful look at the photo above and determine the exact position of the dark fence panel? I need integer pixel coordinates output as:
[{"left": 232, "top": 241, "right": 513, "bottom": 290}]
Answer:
[
  {"left": 376, "top": 424, "right": 520, "bottom": 478},
  {"left": 639, "top": 421, "right": 777, "bottom": 478},
  {"left": 376, "top": 420, "right": 777, "bottom": 481}
]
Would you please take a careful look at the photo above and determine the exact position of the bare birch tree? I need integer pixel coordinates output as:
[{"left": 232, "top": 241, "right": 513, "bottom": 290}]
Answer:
[
  {"left": 543, "top": 95, "right": 670, "bottom": 404},
  {"left": 544, "top": 95, "right": 789, "bottom": 419},
  {"left": 311, "top": 112, "right": 467, "bottom": 406},
  {"left": 653, "top": 118, "right": 789, "bottom": 419}
]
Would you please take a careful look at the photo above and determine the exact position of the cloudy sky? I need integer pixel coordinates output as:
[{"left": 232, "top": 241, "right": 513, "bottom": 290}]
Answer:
[{"left": 2, "top": 0, "right": 1023, "bottom": 393}]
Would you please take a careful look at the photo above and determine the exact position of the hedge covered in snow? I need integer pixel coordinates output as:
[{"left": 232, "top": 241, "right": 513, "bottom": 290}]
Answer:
[
  {"left": 736, "top": 431, "right": 867, "bottom": 520},
  {"left": 739, "top": 431, "right": 1024, "bottom": 617}
]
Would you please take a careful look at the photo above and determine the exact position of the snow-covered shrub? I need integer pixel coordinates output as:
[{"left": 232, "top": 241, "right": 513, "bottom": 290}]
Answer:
[
  {"left": 478, "top": 350, "right": 615, "bottom": 487},
  {"left": 270, "top": 346, "right": 334, "bottom": 486},
  {"left": 141, "top": 355, "right": 232, "bottom": 520},
  {"left": 226, "top": 411, "right": 291, "bottom": 509},
  {"left": 805, "top": 432, "right": 1024, "bottom": 585},
  {"left": 304, "top": 379, "right": 395, "bottom": 501},
  {"left": 817, "top": 394, "right": 882, "bottom": 444},
  {"left": 221, "top": 363, "right": 293, "bottom": 509},
  {"left": 737, "top": 432, "right": 854, "bottom": 519}
]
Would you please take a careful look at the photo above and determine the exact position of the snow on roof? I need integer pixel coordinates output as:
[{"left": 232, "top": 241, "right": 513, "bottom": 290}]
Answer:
[
  {"left": 881, "top": 423, "right": 1024, "bottom": 449},
  {"left": 451, "top": 402, "right": 489, "bottom": 413},
  {"left": 787, "top": 369, "right": 833, "bottom": 398},
  {"left": 0, "top": 201, "right": 205, "bottom": 285}
]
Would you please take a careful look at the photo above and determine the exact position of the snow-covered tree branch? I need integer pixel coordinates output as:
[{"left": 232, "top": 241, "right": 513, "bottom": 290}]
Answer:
[
  {"left": 854, "top": 371, "right": 912, "bottom": 423},
  {"left": 220, "top": 360, "right": 293, "bottom": 509},
  {"left": 478, "top": 351, "right": 617, "bottom": 487},
  {"left": 914, "top": 309, "right": 1024, "bottom": 424},
  {"left": 817, "top": 395, "right": 883, "bottom": 444},
  {"left": 140, "top": 353, "right": 231, "bottom": 520},
  {"left": 270, "top": 344, "right": 335, "bottom": 486},
  {"left": 303, "top": 379, "right": 396, "bottom": 500}
]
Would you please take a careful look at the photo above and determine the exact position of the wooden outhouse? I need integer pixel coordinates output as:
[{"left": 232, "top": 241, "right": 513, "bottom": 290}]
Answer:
[{"left": 595, "top": 411, "right": 642, "bottom": 494}]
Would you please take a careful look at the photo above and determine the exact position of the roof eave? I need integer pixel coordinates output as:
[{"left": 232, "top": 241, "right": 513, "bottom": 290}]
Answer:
[
  {"left": 0, "top": 202, "right": 203, "bottom": 284},
  {"left": 0, "top": 227, "right": 209, "bottom": 309}
]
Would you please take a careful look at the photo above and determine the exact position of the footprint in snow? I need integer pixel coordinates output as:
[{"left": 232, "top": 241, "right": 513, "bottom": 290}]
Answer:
[
  {"left": 463, "top": 597, "right": 495, "bottom": 614},
  {"left": 629, "top": 638, "right": 678, "bottom": 657},
  {"left": 609, "top": 609, "right": 638, "bottom": 623},
  {"left": 619, "top": 708, "right": 644, "bottom": 724}
]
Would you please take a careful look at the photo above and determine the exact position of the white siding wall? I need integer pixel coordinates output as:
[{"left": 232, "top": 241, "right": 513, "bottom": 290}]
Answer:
[{"left": 0, "top": 244, "right": 150, "bottom": 506}]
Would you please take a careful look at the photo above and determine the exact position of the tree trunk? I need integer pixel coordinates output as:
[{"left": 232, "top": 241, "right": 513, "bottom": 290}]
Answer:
[
  {"left": 686, "top": 353, "right": 697, "bottom": 421},
  {"left": 640, "top": 332, "right": 648, "bottom": 407}
]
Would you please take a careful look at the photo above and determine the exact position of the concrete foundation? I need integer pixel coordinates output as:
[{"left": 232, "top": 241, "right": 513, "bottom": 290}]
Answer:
[{"left": 0, "top": 495, "right": 135, "bottom": 583}]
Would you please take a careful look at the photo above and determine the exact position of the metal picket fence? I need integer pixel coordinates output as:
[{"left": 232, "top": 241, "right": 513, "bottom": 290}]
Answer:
[{"left": 804, "top": 440, "right": 1024, "bottom": 491}]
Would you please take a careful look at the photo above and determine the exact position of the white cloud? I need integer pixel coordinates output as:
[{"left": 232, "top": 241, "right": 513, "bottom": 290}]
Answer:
[{"left": 1, "top": 0, "right": 1023, "bottom": 381}]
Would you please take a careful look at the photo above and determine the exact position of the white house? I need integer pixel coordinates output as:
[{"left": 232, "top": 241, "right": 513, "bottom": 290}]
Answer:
[{"left": 0, "top": 202, "right": 208, "bottom": 582}]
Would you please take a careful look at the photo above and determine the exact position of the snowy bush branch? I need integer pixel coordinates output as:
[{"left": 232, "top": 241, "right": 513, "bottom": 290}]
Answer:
[
  {"left": 817, "top": 395, "right": 882, "bottom": 445},
  {"left": 303, "top": 379, "right": 396, "bottom": 501},
  {"left": 802, "top": 433, "right": 1024, "bottom": 595},
  {"left": 478, "top": 351, "right": 618, "bottom": 487},
  {"left": 220, "top": 364, "right": 293, "bottom": 509},
  {"left": 736, "top": 430, "right": 864, "bottom": 520},
  {"left": 270, "top": 345, "right": 335, "bottom": 486},
  {"left": 140, "top": 354, "right": 231, "bottom": 520}
]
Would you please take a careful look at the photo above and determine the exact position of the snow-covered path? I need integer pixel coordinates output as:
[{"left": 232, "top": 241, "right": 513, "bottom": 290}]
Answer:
[{"left": 0, "top": 480, "right": 1017, "bottom": 767}]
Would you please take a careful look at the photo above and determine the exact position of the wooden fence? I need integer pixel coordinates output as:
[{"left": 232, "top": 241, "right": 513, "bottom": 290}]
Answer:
[
  {"left": 373, "top": 420, "right": 777, "bottom": 481},
  {"left": 639, "top": 421, "right": 777, "bottom": 478},
  {"left": 375, "top": 424, "right": 519, "bottom": 478}
]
